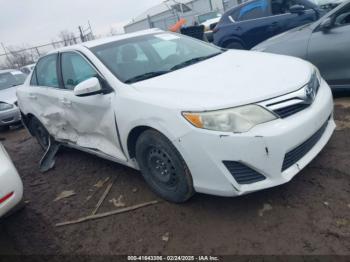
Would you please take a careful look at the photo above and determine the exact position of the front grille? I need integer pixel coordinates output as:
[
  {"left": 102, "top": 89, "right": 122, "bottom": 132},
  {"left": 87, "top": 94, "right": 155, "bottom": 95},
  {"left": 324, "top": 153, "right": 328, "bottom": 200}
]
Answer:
[
  {"left": 223, "top": 161, "right": 266, "bottom": 185},
  {"left": 273, "top": 103, "right": 310, "bottom": 119},
  {"left": 282, "top": 120, "right": 329, "bottom": 172}
]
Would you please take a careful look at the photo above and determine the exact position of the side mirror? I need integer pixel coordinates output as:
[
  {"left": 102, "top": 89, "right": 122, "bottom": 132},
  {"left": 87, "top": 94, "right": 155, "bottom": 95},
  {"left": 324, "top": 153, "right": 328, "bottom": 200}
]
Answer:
[
  {"left": 289, "top": 5, "right": 305, "bottom": 14},
  {"left": 74, "top": 77, "right": 103, "bottom": 97},
  {"left": 319, "top": 17, "right": 333, "bottom": 31}
]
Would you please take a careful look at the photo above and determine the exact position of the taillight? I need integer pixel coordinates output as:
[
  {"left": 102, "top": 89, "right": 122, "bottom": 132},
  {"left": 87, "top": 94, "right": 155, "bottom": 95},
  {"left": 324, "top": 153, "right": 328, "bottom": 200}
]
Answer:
[{"left": 0, "top": 192, "right": 14, "bottom": 204}]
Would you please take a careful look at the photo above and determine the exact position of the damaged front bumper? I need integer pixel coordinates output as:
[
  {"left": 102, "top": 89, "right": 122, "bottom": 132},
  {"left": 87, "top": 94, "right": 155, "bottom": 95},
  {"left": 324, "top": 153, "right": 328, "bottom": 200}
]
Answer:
[{"left": 175, "top": 80, "right": 335, "bottom": 197}]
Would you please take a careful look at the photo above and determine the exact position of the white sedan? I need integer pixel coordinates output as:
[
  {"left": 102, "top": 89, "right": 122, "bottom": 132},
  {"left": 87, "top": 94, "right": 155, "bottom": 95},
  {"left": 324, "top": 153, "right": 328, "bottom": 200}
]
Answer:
[
  {"left": 17, "top": 29, "right": 335, "bottom": 203},
  {"left": 0, "top": 143, "right": 23, "bottom": 217}
]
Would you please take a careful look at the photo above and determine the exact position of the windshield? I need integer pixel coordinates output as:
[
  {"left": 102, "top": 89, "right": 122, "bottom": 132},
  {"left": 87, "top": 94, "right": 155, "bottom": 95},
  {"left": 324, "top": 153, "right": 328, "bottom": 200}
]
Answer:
[
  {"left": 90, "top": 33, "right": 223, "bottom": 84},
  {"left": 0, "top": 71, "right": 27, "bottom": 90}
]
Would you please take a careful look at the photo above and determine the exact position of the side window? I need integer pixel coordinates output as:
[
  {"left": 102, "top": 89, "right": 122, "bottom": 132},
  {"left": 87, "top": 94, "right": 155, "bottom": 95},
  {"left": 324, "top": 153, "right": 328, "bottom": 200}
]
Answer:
[
  {"left": 35, "top": 54, "right": 59, "bottom": 88},
  {"left": 334, "top": 5, "right": 350, "bottom": 27},
  {"left": 61, "top": 52, "right": 98, "bottom": 90},
  {"left": 238, "top": 0, "right": 269, "bottom": 21}
]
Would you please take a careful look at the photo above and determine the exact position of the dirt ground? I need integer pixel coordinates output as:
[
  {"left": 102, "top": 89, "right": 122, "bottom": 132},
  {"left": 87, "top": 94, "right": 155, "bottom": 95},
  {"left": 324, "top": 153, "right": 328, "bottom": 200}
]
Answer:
[{"left": 0, "top": 97, "right": 349, "bottom": 256}]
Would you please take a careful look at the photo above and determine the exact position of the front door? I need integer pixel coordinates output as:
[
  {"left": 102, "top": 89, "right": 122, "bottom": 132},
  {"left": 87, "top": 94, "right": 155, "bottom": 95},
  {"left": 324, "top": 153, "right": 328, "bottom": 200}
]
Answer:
[{"left": 59, "top": 51, "right": 126, "bottom": 161}]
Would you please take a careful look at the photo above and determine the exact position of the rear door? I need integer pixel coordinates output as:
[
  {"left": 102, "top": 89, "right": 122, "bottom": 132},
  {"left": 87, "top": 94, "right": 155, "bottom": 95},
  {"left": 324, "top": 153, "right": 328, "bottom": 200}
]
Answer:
[
  {"left": 307, "top": 3, "right": 350, "bottom": 89},
  {"left": 236, "top": 0, "right": 273, "bottom": 47},
  {"left": 58, "top": 51, "right": 126, "bottom": 160},
  {"left": 24, "top": 53, "right": 68, "bottom": 139}
]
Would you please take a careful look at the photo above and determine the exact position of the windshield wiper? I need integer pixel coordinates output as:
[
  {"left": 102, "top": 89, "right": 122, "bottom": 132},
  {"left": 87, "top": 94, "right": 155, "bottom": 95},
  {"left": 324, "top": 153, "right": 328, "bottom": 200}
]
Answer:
[
  {"left": 124, "top": 53, "right": 223, "bottom": 84},
  {"left": 124, "top": 70, "right": 170, "bottom": 84},
  {"left": 170, "top": 52, "right": 222, "bottom": 71}
]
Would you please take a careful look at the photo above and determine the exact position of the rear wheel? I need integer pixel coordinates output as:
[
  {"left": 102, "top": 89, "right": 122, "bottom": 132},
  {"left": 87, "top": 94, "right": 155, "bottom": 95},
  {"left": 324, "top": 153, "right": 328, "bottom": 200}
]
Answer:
[
  {"left": 29, "top": 118, "right": 50, "bottom": 150},
  {"left": 225, "top": 41, "right": 245, "bottom": 50},
  {"left": 135, "top": 130, "right": 194, "bottom": 203}
]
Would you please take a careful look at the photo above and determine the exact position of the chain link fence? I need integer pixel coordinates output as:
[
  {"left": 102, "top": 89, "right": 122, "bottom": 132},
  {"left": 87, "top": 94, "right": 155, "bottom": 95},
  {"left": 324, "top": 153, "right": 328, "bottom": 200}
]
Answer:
[{"left": 1, "top": 27, "right": 94, "bottom": 70}]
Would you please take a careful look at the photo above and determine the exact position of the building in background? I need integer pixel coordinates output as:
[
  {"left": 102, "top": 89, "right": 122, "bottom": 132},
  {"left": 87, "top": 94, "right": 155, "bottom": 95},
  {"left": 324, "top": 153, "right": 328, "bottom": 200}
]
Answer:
[{"left": 124, "top": 0, "right": 241, "bottom": 33}]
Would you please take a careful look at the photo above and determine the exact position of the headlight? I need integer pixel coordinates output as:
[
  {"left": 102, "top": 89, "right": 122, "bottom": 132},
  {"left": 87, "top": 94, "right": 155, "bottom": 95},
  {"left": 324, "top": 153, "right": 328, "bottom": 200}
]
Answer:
[
  {"left": 314, "top": 68, "right": 322, "bottom": 85},
  {"left": 0, "top": 102, "right": 14, "bottom": 111},
  {"left": 305, "top": 69, "right": 321, "bottom": 102},
  {"left": 183, "top": 105, "right": 277, "bottom": 133}
]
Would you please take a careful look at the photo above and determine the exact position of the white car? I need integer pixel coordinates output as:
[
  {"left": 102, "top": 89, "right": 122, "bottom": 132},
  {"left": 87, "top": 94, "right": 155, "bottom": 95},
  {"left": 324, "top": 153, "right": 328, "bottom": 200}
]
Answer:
[
  {"left": 0, "top": 143, "right": 23, "bottom": 217},
  {"left": 17, "top": 29, "right": 335, "bottom": 203},
  {"left": 197, "top": 11, "right": 222, "bottom": 31},
  {"left": 0, "top": 70, "right": 25, "bottom": 130}
]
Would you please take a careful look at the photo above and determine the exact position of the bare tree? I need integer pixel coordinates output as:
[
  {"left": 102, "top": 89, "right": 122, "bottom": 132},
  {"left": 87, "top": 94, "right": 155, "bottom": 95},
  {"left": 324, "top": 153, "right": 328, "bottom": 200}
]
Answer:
[
  {"left": 58, "top": 30, "right": 78, "bottom": 46},
  {"left": 4, "top": 45, "right": 34, "bottom": 69}
]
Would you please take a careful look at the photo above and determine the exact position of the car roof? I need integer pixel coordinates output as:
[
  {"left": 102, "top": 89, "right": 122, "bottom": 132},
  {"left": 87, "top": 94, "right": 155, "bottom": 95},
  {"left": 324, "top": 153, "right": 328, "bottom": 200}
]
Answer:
[{"left": 47, "top": 28, "right": 164, "bottom": 54}]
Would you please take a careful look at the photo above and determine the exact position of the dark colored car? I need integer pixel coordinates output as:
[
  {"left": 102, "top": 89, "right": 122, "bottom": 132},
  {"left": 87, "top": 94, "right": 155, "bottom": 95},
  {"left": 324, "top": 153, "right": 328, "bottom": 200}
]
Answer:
[
  {"left": 253, "top": 0, "right": 350, "bottom": 90},
  {"left": 213, "top": 0, "right": 325, "bottom": 49}
]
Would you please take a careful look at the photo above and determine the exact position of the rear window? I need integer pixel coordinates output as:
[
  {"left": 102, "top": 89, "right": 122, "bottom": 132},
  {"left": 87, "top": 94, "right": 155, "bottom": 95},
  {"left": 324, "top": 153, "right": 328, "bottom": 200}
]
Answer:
[{"left": 0, "top": 71, "right": 27, "bottom": 90}]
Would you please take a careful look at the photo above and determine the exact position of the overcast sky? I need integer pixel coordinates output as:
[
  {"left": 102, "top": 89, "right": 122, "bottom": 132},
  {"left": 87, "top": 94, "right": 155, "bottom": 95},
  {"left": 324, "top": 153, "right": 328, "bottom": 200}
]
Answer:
[{"left": 0, "top": 0, "right": 163, "bottom": 47}]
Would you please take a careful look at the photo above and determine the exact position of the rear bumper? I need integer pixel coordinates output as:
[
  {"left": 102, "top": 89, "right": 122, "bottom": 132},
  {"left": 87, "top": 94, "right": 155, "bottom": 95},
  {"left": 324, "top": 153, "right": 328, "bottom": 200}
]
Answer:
[
  {"left": 175, "top": 80, "right": 335, "bottom": 197},
  {"left": 0, "top": 146, "right": 23, "bottom": 218},
  {"left": 0, "top": 107, "right": 21, "bottom": 127}
]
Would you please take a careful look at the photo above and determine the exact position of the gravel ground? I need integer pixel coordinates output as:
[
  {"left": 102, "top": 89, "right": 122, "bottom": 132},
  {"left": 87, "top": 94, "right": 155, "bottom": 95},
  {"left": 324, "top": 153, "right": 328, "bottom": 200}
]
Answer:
[{"left": 0, "top": 97, "right": 349, "bottom": 256}]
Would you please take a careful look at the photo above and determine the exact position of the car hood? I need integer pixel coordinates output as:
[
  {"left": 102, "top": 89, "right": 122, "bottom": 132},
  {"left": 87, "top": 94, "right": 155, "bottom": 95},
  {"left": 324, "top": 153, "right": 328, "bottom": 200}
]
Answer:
[
  {"left": 130, "top": 50, "right": 313, "bottom": 111},
  {"left": 253, "top": 24, "right": 313, "bottom": 51},
  {"left": 0, "top": 86, "right": 19, "bottom": 104}
]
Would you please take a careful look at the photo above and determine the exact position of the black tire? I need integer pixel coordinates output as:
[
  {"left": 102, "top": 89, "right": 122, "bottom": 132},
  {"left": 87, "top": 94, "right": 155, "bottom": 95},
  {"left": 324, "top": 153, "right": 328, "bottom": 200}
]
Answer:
[
  {"left": 29, "top": 117, "right": 50, "bottom": 150},
  {"left": 225, "top": 41, "right": 245, "bottom": 50},
  {"left": 135, "top": 130, "right": 195, "bottom": 203},
  {"left": 0, "top": 126, "right": 10, "bottom": 132}
]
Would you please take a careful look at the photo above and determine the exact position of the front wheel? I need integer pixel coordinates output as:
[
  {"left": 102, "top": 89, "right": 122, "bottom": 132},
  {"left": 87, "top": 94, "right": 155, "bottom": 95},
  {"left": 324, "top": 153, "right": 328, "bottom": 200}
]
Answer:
[
  {"left": 225, "top": 41, "right": 245, "bottom": 50},
  {"left": 135, "top": 130, "right": 194, "bottom": 203}
]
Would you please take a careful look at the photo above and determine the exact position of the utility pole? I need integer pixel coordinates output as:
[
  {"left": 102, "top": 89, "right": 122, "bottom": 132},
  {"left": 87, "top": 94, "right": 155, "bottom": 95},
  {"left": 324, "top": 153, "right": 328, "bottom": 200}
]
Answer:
[
  {"left": 88, "top": 20, "right": 95, "bottom": 40},
  {"left": 79, "top": 26, "right": 85, "bottom": 42},
  {"left": 209, "top": 0, "right": 213, "bottom": 11},
  {"left": 222, "top": 0, "right": 226, "bottom": 11},
  {"left": 147, "top": 15, "right": 153, "bottom": 28}
]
